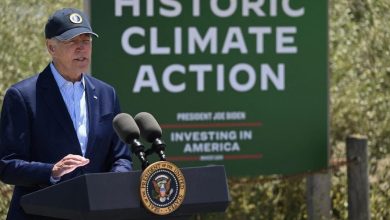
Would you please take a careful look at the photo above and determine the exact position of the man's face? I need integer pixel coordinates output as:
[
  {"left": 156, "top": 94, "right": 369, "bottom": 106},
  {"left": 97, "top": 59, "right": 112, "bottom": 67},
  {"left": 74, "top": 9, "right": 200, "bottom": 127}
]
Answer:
[{"left": 47, "top": 34, "right": 92, "bottom": 78}]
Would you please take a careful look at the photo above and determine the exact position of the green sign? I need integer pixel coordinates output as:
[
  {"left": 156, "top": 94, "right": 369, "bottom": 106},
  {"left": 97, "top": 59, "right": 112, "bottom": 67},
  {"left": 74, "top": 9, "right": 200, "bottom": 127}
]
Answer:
[{"left": 90, "top": 0, "right": 328, "bottom": 176}]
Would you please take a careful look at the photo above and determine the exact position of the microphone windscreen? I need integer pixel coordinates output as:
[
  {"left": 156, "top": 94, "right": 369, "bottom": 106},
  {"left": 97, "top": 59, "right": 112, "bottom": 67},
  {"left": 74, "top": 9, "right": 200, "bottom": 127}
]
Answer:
[
  {"left": 134, "top": 112, "right": 162, "bottom": 142},
  {"left": 112, "top": 113, "right": 140, "bottom": 144}
]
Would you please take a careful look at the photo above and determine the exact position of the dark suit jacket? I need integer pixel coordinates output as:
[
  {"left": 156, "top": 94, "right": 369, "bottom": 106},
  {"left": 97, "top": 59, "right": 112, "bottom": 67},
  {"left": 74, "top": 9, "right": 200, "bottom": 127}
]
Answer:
[{"left": 0, "top": 65, "right": 132, "bottom": 220}]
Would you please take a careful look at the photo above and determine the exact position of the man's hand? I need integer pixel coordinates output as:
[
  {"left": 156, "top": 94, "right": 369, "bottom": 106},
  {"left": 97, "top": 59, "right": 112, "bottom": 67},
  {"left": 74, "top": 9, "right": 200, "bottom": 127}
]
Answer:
[{"left": 52, "top": 154, "right": 90, "bottom": 178}]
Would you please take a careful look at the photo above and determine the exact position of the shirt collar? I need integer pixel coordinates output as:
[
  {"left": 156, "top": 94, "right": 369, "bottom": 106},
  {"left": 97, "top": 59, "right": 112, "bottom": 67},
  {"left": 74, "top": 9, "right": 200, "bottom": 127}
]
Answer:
[{"left": 50, "top": 62, "right": 85, "bottom": 89}]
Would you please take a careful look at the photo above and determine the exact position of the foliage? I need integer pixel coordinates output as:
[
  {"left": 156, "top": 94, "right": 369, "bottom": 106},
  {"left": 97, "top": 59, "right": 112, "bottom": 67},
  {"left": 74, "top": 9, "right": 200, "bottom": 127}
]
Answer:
[
  {"left": 0, "top": 184, "right": 12, "bottom": 219},
  {"left": 0, "top": 0, "right": 83, "bottom": 108},
  {"left": 1, "top": 0, "right": 390, "bottom": 219},
  {"left": 330, "top": 0, "right": 390, "bottom": 218},
  {"left": 225, "top": 177, "right": 307, "bottom": 220},
  {"left": 330, "top": 0, "right": 390, "bottom": 158}
]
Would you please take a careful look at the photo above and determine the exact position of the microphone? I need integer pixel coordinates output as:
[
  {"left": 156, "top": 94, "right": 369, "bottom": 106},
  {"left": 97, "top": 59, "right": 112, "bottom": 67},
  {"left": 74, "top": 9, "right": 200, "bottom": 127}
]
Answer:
[
  {"left": 134, "top": 112, "right": 166, "bottom": 161},
  {"left": 112, "top": 113, "right": 150, "bottom": 170}
]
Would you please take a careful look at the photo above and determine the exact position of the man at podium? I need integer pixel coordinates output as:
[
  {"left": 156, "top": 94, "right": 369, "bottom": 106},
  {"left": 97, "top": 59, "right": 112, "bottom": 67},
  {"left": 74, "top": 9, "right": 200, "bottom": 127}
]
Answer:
[{"left": 0, "top": 8, "right": 132, "bottom": 220}]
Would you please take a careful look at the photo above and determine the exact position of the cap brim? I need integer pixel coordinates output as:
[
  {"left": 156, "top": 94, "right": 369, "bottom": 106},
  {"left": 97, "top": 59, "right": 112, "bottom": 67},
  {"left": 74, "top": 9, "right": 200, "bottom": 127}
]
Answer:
[{"left": 55, "top": 27, "right": 98, "bottom": 41}]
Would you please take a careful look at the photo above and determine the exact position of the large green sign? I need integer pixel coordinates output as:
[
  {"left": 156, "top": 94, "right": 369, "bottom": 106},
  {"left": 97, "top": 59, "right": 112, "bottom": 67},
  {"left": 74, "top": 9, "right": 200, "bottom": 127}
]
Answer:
[{"left": 90, "top": 0, "right": 328, "bottom": 176}]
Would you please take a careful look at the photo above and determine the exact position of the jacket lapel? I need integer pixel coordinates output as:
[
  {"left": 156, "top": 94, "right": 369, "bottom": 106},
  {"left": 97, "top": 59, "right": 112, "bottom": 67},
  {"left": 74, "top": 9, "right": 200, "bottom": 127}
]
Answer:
[
  {"left": 84, "top": 75, "right": 98, "bottom": 157},
  {"left": 37, "top": 65, "right": 82, "bottom": 154}
]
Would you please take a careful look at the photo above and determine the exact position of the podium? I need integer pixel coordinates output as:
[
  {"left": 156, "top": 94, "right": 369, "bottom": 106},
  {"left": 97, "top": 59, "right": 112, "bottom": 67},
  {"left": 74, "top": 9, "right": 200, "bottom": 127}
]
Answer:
[{"left": 21, "top": 165, "right": 230, "bottom": 220}]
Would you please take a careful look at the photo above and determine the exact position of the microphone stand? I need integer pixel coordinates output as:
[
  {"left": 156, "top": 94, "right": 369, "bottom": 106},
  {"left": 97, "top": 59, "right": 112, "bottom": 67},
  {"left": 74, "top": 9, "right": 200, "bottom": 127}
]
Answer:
[
  {"left": 131, "top": 139, "right": 150, "bottom": 170},
  {"left": 145, "top": 138, "right": 166, "bottom": 161}
]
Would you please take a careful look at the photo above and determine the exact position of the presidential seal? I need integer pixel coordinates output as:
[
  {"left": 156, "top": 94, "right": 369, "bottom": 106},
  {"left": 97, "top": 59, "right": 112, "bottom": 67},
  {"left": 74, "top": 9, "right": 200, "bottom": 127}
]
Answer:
[{"left": 140, "top": 161, "right": 186, "bottom": 215}]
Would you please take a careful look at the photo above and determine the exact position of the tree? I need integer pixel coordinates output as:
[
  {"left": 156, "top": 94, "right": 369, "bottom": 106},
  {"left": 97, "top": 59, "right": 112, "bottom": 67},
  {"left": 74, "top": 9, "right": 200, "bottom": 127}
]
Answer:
[{"left": 330, "top": 0, "right": 390, "bottom": 218}]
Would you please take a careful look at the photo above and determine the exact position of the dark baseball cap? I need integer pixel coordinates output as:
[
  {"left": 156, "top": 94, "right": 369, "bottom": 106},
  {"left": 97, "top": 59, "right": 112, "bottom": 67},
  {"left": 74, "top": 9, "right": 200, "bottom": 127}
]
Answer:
[{"left": 45, "top": 8, "right": 98, "bottom": 41}]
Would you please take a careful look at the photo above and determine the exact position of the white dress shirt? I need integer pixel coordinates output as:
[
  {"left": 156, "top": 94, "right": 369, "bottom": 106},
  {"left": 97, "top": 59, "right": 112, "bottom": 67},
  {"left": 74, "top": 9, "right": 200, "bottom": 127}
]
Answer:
[{"left": 50, "top": 62, "right": 89, "bottom": 156}]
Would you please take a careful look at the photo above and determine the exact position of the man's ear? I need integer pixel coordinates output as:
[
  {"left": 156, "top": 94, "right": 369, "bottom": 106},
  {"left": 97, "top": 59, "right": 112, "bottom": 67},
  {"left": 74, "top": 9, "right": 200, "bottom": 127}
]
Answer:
[{"left": 46, "top": 39, "right": 55, "bottom": 54}]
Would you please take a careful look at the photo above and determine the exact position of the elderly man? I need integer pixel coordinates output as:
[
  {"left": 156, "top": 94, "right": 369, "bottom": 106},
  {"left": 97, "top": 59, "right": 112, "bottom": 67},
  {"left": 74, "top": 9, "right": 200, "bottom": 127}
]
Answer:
[{"left": 0, "top": 8, "right": 132, "bottom": 219}]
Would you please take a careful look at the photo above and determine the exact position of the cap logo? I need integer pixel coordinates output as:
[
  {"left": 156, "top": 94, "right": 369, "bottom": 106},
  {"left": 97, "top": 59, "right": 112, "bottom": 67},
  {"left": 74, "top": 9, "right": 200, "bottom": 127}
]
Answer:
[{"left": 69, "top": 13, "right": 82, "bottom": 24}]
